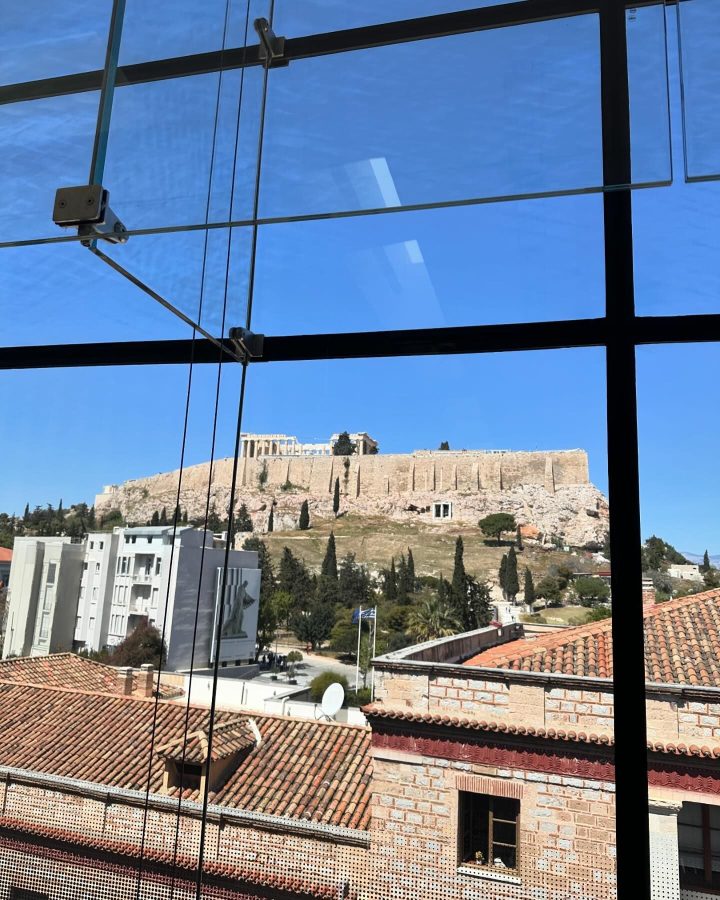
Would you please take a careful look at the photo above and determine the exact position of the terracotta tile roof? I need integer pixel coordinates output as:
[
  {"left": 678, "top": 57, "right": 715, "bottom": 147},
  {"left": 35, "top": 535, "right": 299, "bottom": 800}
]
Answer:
[
  {"left": 156, "top": 718, "right": 255, "bottom": 763},
  {"left": 0, "top": 653, "right": 181, "bottom": 699},
  {"left": 363, "top": 706, "right": 720, "bottom": 759},
  {"left": 0, "top": 818, "right": 342, "bottom": 899},
  {"left": 364, "top": 705, "right": 614, "bottom": 745},
  {"left": 0, "top": 548, "right": 12, "bottom": 562},
  {"left": 0, "top": 681, "right": 371, "bottom": 830},
  {"left": 464, "top": 588, "right": 720, "bottom": 686}
]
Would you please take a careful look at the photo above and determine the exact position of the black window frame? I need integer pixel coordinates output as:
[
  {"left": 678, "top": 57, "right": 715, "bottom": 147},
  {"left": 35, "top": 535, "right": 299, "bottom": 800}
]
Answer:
[
  {"left": 2, "top": 3, "right": 720, "bottom": 900},
  {"left": 458, "top": 791, "right": 521, "bottom": 871}
]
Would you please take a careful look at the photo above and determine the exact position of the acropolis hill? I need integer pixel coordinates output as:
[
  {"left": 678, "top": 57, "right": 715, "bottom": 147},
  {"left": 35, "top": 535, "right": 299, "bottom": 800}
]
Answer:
[{"left": 96, "top": 435, "right": 609, "bottom": 548}]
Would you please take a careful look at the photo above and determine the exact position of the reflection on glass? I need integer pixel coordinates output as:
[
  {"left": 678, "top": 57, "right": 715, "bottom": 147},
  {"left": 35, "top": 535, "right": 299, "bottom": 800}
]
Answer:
[
  {"left": 677, "top": 0, "right": 720, "bottom": 179},
  {"left": 252, "top": 194, "right": 604, "bottom": 334}
]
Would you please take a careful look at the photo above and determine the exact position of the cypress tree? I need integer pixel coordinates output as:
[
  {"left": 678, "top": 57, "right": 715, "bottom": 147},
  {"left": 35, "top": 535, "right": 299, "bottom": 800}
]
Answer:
[
  {"left": 88, "top": 506, "right": 96, "bottom": 529},
  {"left": 321, "top": 532, "right": 338, "bottom": 580},
  {"left": 299, "top": 500, "right": 310, "bottom": 531},
  {"left": 499, "top": 554, "right": 508, "bottom": 600},
  {"left": 451, "top": 536, "right": 466, "bottom": 602},
  {"left": 267, "top": 506, "right": 274, "bottom": 533},
  {"left": 524, "top": 568, "right": 535, "bottom": 605},
  {"left": 333, "top": 477, "right": 340, "bottom": 517},
  {"left": 23, "top": 503, "right": 30, "bottom": 524},
  {"left": 150, "top": 510, "right": 160, "bottom": 526},
  {"left": 160, "top": 507, "right": 168, "bottom": 526},
  {"left": 505, "top": 547, "right": 520, "bottom": 601},
  {"left": 236, "top": 503, "right": 253, "bottom": 532},
  {"left": 702, "top": 549, "right": 711, "bottom": 573},
  {"left": 384, "top": 558, "right": 398, "bottom": 601},
  {"left": 407, "top": 548, "right": 416, "bottom": 593},
  {"left": 182, "top": 509, "right": 188, "bottom": 525},
  {"left": 516, "top": 526, "right": 523, "bottom": 550}
]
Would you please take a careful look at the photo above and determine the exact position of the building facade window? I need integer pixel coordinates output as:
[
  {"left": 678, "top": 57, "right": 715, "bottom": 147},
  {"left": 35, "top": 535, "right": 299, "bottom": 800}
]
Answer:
[
  {"left": 433, "top": 502, "right": 452, "bottom": 519},
  {"left": 679, "top": 802, "right": 720, "bottom": 889},
  {"left": 458, "top": 792, "right": 519, "bottom": 871}
]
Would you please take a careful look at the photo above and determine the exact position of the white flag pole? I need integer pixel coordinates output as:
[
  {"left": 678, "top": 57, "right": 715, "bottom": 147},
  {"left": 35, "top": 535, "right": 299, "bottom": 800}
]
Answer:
[
  {"left": 370, "top": 606, "right": 378, "bottom": 701},
  {"left": 355, "top": 605, "right": 363, "bottom": 690}
]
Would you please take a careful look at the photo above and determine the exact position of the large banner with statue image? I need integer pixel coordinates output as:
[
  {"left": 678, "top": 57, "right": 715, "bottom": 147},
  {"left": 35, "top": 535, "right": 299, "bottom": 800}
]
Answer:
[{"left": 210, "top": 566, "right": 261, "bottom": 664}]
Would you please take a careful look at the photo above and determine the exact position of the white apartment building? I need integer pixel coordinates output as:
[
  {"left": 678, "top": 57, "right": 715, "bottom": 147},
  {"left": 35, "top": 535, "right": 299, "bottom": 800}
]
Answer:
[
  {"left": 3, "top": 537, "right": 85, "bottom": 659},
  {"left": 4, "top": 527, "right": 259, "bottom": 671}
]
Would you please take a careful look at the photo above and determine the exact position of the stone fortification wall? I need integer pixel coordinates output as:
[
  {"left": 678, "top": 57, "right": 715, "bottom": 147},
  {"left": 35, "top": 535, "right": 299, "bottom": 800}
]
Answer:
[{"left": 95, "top": 449, "right": 607, "bottom": 547}]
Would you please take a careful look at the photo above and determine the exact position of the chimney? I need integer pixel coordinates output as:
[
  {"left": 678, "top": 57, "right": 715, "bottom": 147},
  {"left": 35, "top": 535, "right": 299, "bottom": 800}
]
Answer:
[
  {"left": 135, "top": 663, "right": 155, "bottom": 698},
  {"left": 116, "top": 666, "right": 134, "bottom": 696},
  {"left": 642, "top": 578, "right": 656, "bottom": 607}
]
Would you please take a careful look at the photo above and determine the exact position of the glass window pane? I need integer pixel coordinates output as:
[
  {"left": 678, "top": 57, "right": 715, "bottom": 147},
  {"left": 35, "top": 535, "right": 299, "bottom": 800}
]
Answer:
[
  {"left": 274, "top": 1, "right": 527, "bottom": 38},
  {"left": 258, "top": 16, "right": 605, "bottom": 219},
  {"left": 677, "top": 0, "right": 720, "bottom": 179},
  {"left": 251, "top": 194, "right": 604, "bottom": 333},
  {"left": 0, "top": 4, "right": 110, "bottom": 85},
  {"left": 634, "top": 10, "right": 720, "bottom": 316},
  {"left": 627, "top": 3, "right": 672, "bottom": 187},
  {"left": 0, "top": 92, "right": 98, "bottom": 244},
  {"left": 2, "top": 227, "right": 251, "bottom": 347}
]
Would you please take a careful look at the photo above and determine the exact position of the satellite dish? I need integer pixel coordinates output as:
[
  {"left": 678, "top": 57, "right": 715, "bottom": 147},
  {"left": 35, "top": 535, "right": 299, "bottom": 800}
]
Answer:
[{"left": 320, "top": 682, "right": 345, "bottom": 719}]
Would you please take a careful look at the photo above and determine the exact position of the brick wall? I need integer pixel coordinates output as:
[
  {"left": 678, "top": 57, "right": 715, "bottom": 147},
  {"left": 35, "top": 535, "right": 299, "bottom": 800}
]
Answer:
[
  {"left": 0, "top": 778, "right": 367, "bottom": 900},
  {"left": 369, "top": 751, "right": 616, "bottom": 900}
]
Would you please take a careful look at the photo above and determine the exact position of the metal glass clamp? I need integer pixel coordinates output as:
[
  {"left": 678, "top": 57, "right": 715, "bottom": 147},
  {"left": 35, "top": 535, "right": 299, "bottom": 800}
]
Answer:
[{"left": 52, "top": 185, "right": 128, "bottom": 246}]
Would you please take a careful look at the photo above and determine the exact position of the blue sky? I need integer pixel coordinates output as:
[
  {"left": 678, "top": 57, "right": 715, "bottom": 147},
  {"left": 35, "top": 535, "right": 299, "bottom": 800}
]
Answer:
[{"left": 1, "top": 3, "right": 718, "bottom": 555}]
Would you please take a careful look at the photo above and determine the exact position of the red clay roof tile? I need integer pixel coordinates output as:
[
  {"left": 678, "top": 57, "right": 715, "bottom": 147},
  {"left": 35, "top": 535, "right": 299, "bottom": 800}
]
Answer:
[{"left": 464, "top": 588, "right": 720, "bottom": 687}]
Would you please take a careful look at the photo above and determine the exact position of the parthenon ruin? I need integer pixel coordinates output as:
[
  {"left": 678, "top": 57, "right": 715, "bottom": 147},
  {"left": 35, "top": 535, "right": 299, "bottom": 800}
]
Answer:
[{"left": 238, "top": 432, "right": 378, "bottom": 458}]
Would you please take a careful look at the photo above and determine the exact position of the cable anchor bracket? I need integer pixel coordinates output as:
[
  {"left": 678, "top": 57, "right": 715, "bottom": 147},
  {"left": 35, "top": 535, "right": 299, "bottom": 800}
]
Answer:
[
  {"left": 254, "top": 18, "right": 287, "bottom": 68},
  {"left": 229, "top": 327, "right": 265, "bottom": 361}
]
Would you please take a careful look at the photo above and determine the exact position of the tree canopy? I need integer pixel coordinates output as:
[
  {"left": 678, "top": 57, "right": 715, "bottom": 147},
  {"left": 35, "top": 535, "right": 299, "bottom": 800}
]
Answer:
[
  {"left": 332, "top": 432, "right": 356, "bottom": 456},
  {"left": 479, "top": 512, "right": 517, "bottom": 544}
]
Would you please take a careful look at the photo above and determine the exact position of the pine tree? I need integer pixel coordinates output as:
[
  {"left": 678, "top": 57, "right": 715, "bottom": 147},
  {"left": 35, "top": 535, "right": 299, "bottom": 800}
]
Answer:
[
  {"left": 505, "top": 547, "right": 520, "bottom": 601},
  {"left": 499, "top": 555, "right": 508, "bottom": 599},
  {"left": 333, "top": 478, "right": 340, "bottom": 517},
  {"left": 267, "top": 506, "right": 274, "bottom": 533},
  {"left": 150, "top": 511, "right": 160, "bottom": 526},
  {"left": 407, "top": 548, "right": 416, "bottom": 593},
  {"left": 516, "top": 526, "right": 523, "bottom": 550},
  {"left": 299, "top": 500, "right": 310, "bottom": 531},
  {"left": 160, "top": 507, "right": 168, "bottom": 526},
  {"left": 451, "top": 536, "right": 466, "bottom": 602},
  {"left": 321, "top": 532, "right": 338, "bottom": 580},
  {"left": 524, "top": 568, "right": 535, "bottom": 605}
]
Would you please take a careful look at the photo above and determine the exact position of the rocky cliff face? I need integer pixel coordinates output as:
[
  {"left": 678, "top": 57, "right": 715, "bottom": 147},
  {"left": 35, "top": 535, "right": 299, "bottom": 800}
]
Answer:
[{"left": 95, "top": 450, "right": 608, "bottom": 548}]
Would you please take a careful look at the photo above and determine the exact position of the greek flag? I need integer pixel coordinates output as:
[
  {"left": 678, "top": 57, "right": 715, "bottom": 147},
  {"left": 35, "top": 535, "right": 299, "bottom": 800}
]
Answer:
[{"left": 352, "top": 607, "right": 376, "bottom": 624}]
